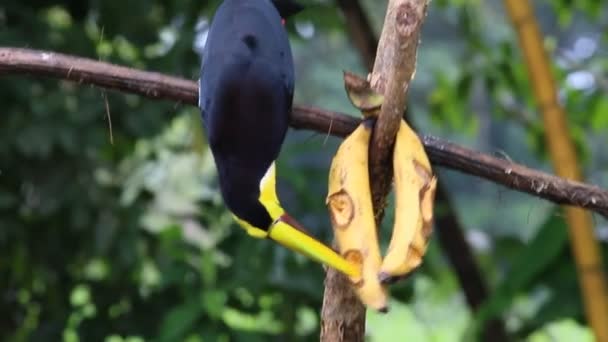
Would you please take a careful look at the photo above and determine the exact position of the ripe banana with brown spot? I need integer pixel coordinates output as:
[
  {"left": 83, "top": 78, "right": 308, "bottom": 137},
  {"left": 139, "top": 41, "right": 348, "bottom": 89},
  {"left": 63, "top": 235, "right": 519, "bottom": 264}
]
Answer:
[
  {"left": 380, "top": 120, "right": 437, "bottom": 282},
  {"left": 326, "top": 121, "right": 389, "bottom": 311}
]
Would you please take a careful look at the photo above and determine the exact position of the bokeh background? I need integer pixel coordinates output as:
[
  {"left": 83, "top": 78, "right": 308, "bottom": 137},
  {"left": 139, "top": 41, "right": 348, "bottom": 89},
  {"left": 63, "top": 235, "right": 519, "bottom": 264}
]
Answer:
[{"left": 1, "top": 0, "right": 607, "bottom": 341}]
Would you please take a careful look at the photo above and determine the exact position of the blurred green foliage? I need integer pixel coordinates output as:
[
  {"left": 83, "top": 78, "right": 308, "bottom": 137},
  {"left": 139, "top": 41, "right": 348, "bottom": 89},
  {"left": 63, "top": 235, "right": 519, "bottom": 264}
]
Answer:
[{"left": 1, "top": 0, "right": 607, "bottom": 341}]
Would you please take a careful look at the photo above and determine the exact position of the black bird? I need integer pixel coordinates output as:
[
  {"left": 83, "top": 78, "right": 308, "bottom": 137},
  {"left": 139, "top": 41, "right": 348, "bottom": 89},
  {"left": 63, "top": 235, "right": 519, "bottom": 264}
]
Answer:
[{"left": 198, "top": 0, "right": 358, "bottom": 277}]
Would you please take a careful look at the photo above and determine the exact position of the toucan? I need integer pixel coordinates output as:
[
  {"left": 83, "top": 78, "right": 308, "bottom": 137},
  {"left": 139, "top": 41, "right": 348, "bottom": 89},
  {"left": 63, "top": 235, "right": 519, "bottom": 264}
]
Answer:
[{"left": 198, "top": 0, "right": 358, "bottom": 277}]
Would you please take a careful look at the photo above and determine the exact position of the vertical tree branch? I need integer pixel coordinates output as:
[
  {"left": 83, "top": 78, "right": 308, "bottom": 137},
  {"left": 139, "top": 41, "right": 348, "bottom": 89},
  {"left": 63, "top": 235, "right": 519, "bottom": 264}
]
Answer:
[
  {"left": 321, "top": 1, "right": 430, "bottom": 341},
  {"left": 320, "top": 251, "right": 366, "bottom": 341},
  {"left": 335, "top": 1, "right": 508, "bottom": 340},
  {"left": 504, "top": 1, "right": 608, "bottom": 340},
  {"left": 433, "top": 196, "right": 508, "bottom": 341},
  {"left": 368, "top": 0, "right": 428, "bottom": 220},
  {"left": 335, "top": 0, "right": 377, "bottom": 71}
]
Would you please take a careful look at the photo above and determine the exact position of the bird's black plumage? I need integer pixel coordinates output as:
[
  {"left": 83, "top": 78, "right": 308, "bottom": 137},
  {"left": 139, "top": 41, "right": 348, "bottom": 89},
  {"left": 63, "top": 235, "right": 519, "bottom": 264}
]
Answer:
[
  {"left": 199, "top": 0, "right": 298, "bottom": 230},
  {"left": 271, "top": 0, "right": 304, "bottom": 18},
  {"left": 198, "top": 1, "right": 360, "bottom": 279}
]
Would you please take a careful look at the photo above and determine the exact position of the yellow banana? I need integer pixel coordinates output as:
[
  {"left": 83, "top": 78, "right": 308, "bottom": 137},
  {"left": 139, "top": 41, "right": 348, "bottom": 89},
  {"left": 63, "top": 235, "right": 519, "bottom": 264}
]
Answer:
[
  {"left": 380, "top": 120, "right": 436, "bottom": 282},
  {"left": 326, "top": 121, "right": 389, "bottom": 311}
]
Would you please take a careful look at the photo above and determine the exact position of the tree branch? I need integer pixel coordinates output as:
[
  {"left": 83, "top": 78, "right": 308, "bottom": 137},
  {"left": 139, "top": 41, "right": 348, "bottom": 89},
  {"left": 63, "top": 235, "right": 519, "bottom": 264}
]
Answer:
[
  {"left": 504, "top": 1, "right": 608, "bottom": 339},
  {"left": 368, "top": 0, "right": 429, "bottom": 220},
  {"left": 322, "top": 1, "right": 431, "bottom": 340},
  {"left": 335, "top": 0, "right": 377, "bottom": 71},
  {"left": 1, "top": 47, "right": 607, "bottom": 219},
  {"left": 336, "top": 1, "right": 508, "bottom": 339},
  {"left": 0, "top": 48, "right": 196, "bottom": 104}
]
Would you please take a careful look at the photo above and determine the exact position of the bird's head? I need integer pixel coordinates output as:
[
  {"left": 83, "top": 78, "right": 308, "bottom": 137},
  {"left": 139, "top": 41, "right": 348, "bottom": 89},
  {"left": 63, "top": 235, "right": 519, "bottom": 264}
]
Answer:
[{"left": 271, "top": 0, "right": 304, "bottom": 20}]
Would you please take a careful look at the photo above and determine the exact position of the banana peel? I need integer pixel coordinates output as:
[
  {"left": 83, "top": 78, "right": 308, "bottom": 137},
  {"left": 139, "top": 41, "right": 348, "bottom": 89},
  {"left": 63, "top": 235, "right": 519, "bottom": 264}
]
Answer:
[
  {"left": 379, "top": 120, "right": 437, "bottom": 282},
  {"left": 324, "top": 72, "right": 437, "bottom": 309},
  {"left": 327, "top": 121, "right": 389, "bottom": 312}
]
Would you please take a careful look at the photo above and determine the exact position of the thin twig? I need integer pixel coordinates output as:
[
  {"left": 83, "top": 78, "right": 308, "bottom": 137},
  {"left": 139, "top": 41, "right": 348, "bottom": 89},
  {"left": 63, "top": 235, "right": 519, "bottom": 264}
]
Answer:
[
  {"left": 102, "top": 91, "right": 114, "bottom": 145},
  {"left": 335, "top": 0, "right": 377, "bottom": 71},
  {"left": 0, "top": 47, "right": 607, "bottom": 219}
]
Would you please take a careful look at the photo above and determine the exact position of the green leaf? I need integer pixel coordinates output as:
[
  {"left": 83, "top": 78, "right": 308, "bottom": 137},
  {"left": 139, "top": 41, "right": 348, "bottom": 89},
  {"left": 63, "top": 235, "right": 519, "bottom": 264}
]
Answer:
[
  {"left": 221, "top": 307, "right": 284, "bottom": 335},
  {"left": 527, "top": 319, "right": 593, "bottom": 342},
  {"left": 70, "top": 284, "right": 91, "bottom": 307},
  {"left": 474, "top": 210, "right": 568, "bottom": 328},
  {"left": 201, "top": 289, "right": 227, "bottom": 320},
  {"left": 157, "top": 300, "right": 203, "bottom": 342},
  {"left": 591, "top": 96, "right": 608, "bottom": 131}
]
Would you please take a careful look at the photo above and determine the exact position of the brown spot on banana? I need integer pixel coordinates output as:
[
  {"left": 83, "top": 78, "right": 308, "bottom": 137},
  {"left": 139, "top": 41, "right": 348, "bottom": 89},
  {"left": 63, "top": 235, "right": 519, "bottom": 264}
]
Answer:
[
  {"left": 342, "top": 249, "right": 364, "bottom": 286},
  {"left": 420, "top": 177, "right": 437, "bottom": 238},
  {"left": 327, "top": 189, "right": 355, "bottom": 230},
  {"left": 409, "top": 243, "right": 424, "bottom": 260},
  {"left": 414, "top": 159, "right": 432, "bottom": 184},
  {"left": 343, "top": 249, "right": 364, "bottom": 265}
]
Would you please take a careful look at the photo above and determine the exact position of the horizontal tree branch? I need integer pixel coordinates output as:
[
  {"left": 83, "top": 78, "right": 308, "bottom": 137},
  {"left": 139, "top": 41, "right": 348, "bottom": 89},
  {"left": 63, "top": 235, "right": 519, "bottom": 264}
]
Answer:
[{"left": 1, "top": 47, "right": 607, "bottom": 218}]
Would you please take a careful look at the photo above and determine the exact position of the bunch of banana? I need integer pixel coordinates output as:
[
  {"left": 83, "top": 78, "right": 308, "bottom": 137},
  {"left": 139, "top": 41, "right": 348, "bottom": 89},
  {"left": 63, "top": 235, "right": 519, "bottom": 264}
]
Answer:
[{"left": 325, "top": 72, "right": 437, "bottom": 310}]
